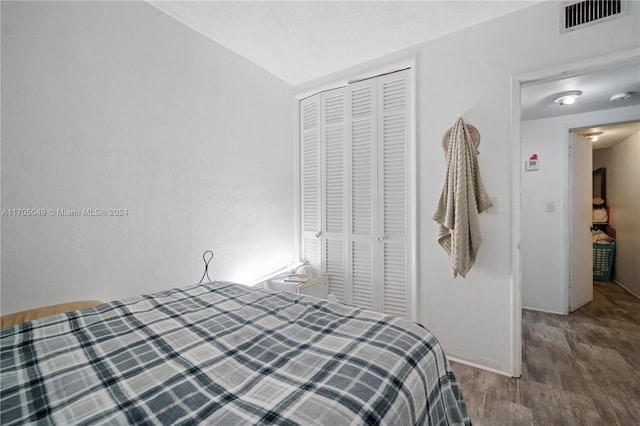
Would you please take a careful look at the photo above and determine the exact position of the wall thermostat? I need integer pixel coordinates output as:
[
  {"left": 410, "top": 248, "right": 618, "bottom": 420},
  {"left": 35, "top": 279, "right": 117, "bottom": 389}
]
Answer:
[{"left": 525, "top": 154, "right": 540, "bottom": 171}]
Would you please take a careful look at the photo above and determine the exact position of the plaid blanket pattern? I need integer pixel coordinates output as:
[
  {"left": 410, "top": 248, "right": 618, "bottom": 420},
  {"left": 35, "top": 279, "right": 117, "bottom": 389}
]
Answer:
[{"left": 1, "top": 282, "right": 470, "bottom": 425}]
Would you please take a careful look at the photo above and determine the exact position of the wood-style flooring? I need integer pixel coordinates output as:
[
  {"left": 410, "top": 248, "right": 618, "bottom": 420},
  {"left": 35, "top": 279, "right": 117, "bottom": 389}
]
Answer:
[{"left": 450, "top": 281, "right": 640, "bottom": 426}]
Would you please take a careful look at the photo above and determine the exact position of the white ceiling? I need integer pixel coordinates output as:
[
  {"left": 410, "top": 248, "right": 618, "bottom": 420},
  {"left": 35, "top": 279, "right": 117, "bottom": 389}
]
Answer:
[
  {"left": 521, "top": 60, "right": 640, "bottom": 122},
  {"left": 148, "top": 0, "right": 639, "bottom": 141},
  {"left": 521, "top": 60, "right": 640, "bottom": 148},
  {"left": 575, "top": 121, "right": 640, "bottom": 150},
  {"left": 149, "top": 0, "right": 541, "bottom": 86}
]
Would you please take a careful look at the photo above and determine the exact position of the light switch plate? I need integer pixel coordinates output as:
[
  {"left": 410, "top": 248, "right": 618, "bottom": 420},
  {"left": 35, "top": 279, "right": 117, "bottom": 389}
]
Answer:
[
  {"left": 545, "top": 200, "right": 556, "bottom": 212},
  {"left": 487, "top": 196, "right": 499, "bottom": 214}
]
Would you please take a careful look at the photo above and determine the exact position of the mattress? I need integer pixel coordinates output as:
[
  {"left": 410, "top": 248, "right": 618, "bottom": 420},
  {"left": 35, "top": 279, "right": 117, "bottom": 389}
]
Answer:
[{"left": 1, "top": 281, "right": 470, "bottom": 425}]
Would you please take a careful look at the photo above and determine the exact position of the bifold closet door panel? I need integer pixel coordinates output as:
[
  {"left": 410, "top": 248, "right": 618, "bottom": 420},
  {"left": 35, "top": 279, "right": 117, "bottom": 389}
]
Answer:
[
  {"left": 300, "top": 95, "right": 321, "bottom": 271},
  {"left": 378, "top": 72, "right": 410, "bottom": 318},
  {"left": 321, "top": 88, "right": 348, "bottom": 303},
  {"left": 348, "top": 79, "right": 378, "bottom": 309}
]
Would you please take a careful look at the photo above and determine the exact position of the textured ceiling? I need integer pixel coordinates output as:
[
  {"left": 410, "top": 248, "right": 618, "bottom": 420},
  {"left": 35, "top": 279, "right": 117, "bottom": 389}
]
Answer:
[{"left": 149, "top": 0, "right": 541, "bottom": 86}]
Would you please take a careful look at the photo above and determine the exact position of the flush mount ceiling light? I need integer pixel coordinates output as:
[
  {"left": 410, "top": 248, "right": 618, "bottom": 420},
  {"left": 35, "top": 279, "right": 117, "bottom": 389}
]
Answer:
[
  {"left": 584, "top": 132, "right": 603, "bottom": 142},
  {"left": 553, "top": 90, "right": 582, "bottom": 105},
  {"left": 610, "top": 92, "right": 633, "bottom": 102}
]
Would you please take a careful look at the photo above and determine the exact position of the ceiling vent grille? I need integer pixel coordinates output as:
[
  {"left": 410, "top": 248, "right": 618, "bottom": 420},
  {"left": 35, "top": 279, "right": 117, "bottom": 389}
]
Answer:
[{"left": 561, "top": 0, "right": 627, "bottom": 32}]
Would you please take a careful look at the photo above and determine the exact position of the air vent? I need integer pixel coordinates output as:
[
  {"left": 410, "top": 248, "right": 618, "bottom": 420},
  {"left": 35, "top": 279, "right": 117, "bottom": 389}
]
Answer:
[{"left": 561, "top": 0, "right": 627, "bottom": 32}]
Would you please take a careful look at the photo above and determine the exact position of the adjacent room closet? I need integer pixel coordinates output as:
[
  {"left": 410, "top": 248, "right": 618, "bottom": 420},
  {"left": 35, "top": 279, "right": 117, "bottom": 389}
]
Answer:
[{"left": 299, "top": 68, "right": 416, "bottom": 320}]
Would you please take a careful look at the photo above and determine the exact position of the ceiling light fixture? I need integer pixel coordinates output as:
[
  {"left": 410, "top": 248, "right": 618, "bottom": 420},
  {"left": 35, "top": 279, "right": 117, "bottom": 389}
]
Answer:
[
  {"left": 610, "top": 92, "right": 633, "bottom": 102},
  {"left": 553, "top": 90, "right": 582, "bottom": 105},
  {"left": 584, "top": 132, "right": 603, "bottom": 142}
]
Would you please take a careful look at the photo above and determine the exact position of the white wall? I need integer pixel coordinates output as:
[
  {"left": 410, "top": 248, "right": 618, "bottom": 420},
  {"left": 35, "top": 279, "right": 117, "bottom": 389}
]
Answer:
[
  {"left": 593, "top": 132, "right": 640, "bottom": 296},
  {"left": 1, "top": 1, "right": 294, "bottom": 314},
  {"left": 521, "top": 107, "right": 639, "bottom": 314},
  {"left": 296, "top": 1, "right": 640, "bottom": 374}
]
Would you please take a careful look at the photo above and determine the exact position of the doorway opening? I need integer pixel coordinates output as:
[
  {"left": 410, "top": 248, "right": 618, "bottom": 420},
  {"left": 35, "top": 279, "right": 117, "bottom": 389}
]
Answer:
[
  {"left": 578, "top": 120, "right": 640, "bottom": 298},
  {"left": 512, "top": 53, "right": 639, "bottom": 377}
]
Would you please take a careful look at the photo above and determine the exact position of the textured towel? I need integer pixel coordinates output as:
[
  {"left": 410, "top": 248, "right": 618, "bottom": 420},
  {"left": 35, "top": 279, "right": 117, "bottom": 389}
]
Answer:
[{"left": 433, "top": 117, "right": 492, "bottom": 278}]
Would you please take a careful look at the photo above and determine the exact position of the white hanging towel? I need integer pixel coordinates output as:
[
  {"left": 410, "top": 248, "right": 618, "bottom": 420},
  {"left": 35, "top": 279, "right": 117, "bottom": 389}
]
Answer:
[{"left": 433, "top": 117, "right": 493, "bottom": 278}]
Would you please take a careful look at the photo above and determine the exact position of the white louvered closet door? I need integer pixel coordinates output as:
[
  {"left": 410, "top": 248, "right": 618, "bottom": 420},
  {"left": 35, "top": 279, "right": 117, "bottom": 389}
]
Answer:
[
  {"left": 347, "top": 69, "right": 411, "bottom": 318},
  {"left": 347, "top": 80, "right": 378, "bottom": 311},
  {"left": 300, "top": 95, "right": 322, "bottom": 272},
  {"left": 377, "top": 71, "right": 410, "bottom": 319},
  {"left": 300, "top": 69, "right": 413, "bottom": 320},
  {"left": 321, "top": 88, "right": 348, "bottom": 303}
]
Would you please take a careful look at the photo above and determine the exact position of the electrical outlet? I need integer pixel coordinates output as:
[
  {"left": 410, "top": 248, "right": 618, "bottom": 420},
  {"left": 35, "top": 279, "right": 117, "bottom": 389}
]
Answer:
[{"left": 544, "top": 200, "right": 556, "bottom": 212}]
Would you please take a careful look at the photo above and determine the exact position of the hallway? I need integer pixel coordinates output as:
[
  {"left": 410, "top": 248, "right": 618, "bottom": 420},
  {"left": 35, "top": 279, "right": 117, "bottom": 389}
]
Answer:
[{"left": 451, "top": 281, "right": 640, "bottom": 425}]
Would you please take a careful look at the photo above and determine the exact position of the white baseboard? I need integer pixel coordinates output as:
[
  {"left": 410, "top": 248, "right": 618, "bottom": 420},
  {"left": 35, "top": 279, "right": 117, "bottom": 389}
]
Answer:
[
  {"left": 445, "top": 350, "right": 516, "bottom": 378},
  {"left": 522, "top": 306, "right": 566, "bottom": 315},
  {"left": 612, "top": 279, "right": 640, "bottom": 299}
]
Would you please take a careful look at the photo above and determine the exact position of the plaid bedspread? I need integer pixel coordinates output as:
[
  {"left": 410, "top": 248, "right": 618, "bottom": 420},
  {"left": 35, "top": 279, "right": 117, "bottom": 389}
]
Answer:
[{"left": 1, "top": 281, "right": 470, "bottom": 425}]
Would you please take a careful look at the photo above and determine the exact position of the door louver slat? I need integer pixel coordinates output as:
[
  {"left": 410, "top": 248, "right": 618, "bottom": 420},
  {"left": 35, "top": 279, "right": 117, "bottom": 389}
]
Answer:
[
  {"left": 302, "top": 100, "right": 320, "bottom": 234},
  {"left": 303, "top": 103, "right": 318, "bottom": 130},
  {"left": 383, "top": 112, "right": 406, "bottom": 236},
  {"left": 352, "top": 88, "right": 373, "bottom": 117},
  {"left": 303, "top": 131, "right": 318, "bottom": 232},
  {"left": 326, "top": 239, "right": 345, "bottom": 302},
  {"left": 352, "top": 241, "right": 373, "bottom": 310},
  {"left": 352, "top": 121, "right": 373, "bottom": 235},
  {"left": 383, "top": 244, "right": 407, "bottom": 317},
  {"left": 325, "top": 95, "right": 344, "bottom": 125},
  {"left": 325, "top": 94, "right": 345, "bottom": 234}
]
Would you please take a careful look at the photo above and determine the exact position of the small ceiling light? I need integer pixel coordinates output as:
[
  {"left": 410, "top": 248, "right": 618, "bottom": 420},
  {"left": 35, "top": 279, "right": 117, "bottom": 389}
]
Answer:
[
  {"left": 554, "top": 90, "right": 582, "bottom": 105},
  {"left": 584, "top": 132, "right": 603, "bottom": 142},
  {"left": 610, "top": 92, "right": 633, "bottom": 102}
]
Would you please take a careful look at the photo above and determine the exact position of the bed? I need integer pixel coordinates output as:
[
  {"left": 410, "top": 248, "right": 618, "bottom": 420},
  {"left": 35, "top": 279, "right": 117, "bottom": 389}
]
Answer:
[{"left": 1, "top": 281, "right": 470, "bottom": 425}]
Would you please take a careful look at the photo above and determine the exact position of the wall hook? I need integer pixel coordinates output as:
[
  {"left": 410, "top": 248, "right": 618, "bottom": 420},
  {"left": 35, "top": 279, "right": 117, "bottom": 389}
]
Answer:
[{"left": 442, "top": 123, "right": 481, "bottom": 156}]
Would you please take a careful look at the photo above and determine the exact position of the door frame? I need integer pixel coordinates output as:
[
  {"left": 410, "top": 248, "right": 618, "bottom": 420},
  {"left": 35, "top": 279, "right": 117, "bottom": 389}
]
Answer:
[
  {"left": 510, "top": 48, "right": 639, "bottom": 376},
  {"left": 569, "top": 131, "right": 594, "bottom": 312}
]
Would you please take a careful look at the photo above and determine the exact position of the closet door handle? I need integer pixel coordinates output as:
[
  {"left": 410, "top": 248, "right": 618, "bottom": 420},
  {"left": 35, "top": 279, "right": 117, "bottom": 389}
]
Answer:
[
  {"left": 315, "top": 231, "right": 322, "bottom": 238},
  {"left": 377, "top": 236, "right": 387, "bottom": 242}
]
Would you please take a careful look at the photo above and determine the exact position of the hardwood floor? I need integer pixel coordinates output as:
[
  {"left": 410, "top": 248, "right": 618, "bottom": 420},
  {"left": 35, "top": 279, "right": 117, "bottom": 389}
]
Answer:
[{"left": 450, "top": 281, "right": 640, "bottom": 425}]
